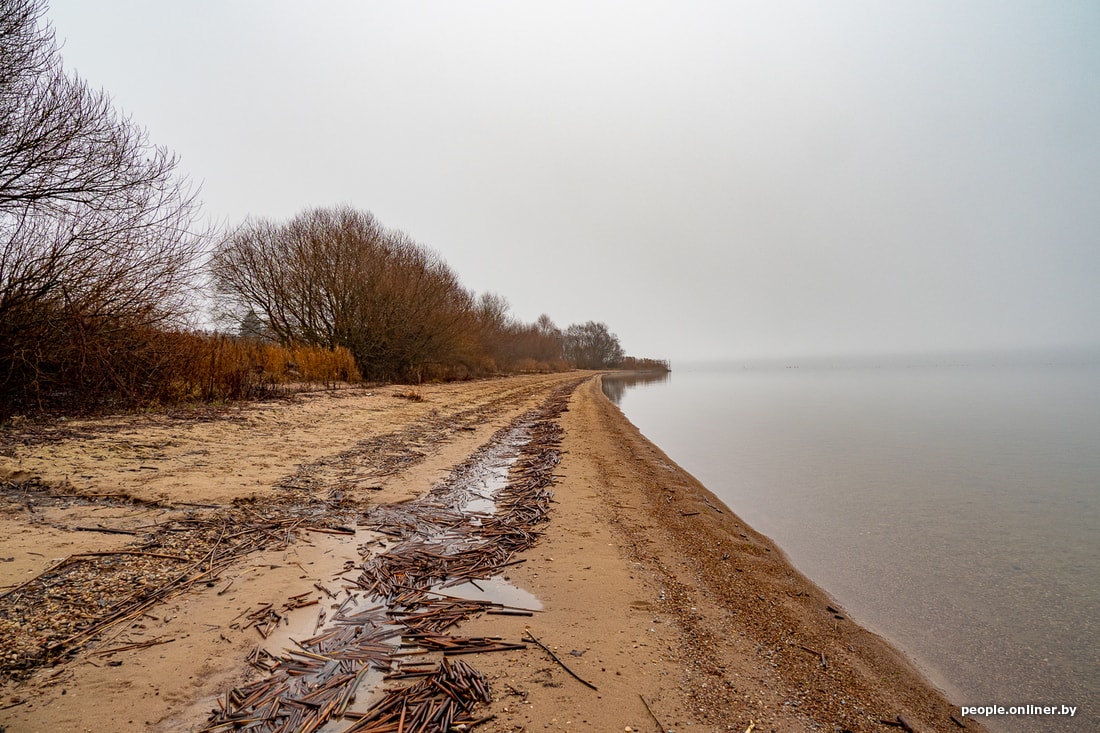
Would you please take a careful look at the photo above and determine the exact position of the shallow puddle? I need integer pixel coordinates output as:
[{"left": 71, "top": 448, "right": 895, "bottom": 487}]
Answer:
[
  {"left": 204, "top": 401, "right": 570, "bottom": 732},
  {"left": 433, "top": 575, "right": 542, "bottom": 611}
]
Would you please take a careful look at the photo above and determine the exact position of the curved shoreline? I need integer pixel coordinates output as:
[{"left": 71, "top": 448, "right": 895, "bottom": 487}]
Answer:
[
  {"left": 0, "top": 372, "right": 989, "bottom": 732},
  {"left": 539, "top": 375, "right": 990, "bottom": 731},
  {"left": 595, "top": 367, "right": 1094, "bottom": 733}
]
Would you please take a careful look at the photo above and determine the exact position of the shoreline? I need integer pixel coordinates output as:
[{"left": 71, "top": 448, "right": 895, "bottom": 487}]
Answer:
[
  {"left": 0, "top": 373, "right": 988, "bottom": 732},
  {"left": 536, "top": 376, "right": 988, "bottom": 732},
  {"left": 599, "top": 370, "right": 975, "bottom": 700},
  {"left": 601, "top": 363, "right": 1098, "bottom": 733}
]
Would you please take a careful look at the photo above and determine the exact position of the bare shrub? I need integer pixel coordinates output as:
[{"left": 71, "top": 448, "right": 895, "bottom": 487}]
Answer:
[
  {"left": 514, "top": 358, "right": 541, "bottom": 373},
  {"left": 617, "top": 356, "right": 671, "bottom": 372},
  {"left": 562, "top": 321, "right": 625, "bottom": 369},
  {"left": 472, "top": 299, "right": 565, "bottom": 374},
  {"left": 210, "top": 205, "right": 475, "bottom": 382},
  {"left": 0, "top": 0, "right": 207, "bottom": 415}
]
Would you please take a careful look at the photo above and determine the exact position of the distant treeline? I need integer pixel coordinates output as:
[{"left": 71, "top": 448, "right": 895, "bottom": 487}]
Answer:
[
  {"left": 210, "top": 205, "right": 630, "bottom": 382},
  {"left": 617, "top": 356, "right": 671, "bottom": 372},
  {"left": 0, "top": 0, "right": 662, "bottom": 417}
]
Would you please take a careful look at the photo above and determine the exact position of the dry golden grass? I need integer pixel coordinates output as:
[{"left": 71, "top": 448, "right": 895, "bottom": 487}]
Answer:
[{"left": 165, "top": 334, "right": 361, "bottom": 403}]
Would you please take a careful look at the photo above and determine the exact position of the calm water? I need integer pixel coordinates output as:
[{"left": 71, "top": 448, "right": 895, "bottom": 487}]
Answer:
[{"left": 604, "top": 357, "right": 1100, "bottom": 733}]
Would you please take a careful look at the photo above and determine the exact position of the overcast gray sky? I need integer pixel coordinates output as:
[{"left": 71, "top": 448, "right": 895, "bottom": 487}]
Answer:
[{"left": 46, "top": 0, "right": 1100, "bottom": 361}]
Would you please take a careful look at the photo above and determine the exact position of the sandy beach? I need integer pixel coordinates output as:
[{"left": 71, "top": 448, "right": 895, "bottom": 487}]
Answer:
[{"left": 0, "top": 373, "right": 985, "bottom": 732}]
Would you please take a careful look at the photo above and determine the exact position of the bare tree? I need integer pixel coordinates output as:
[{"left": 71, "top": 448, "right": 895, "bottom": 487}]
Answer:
[
  {"left": 0, "top": 0, "right": 206, "bottom": 412},
  {"left": 0, "top": 0, "right": 188, "bottom": 220},
  {"left": 472, "top": 291, "right": 512, "bottom": 368},
  {"left": 532, "top": 313, "right": 563, "bottom": 363},
  {"left": 212, "top": 208, "right": 386, "bottom": 348},
  {"left": 562, "top": 321, "right": 624, "bottom": 369},
  {"left": 467, "top": 298, "right": 567, "bottom": 373},
  {"left": 211, "top": 205, "right": 475, "bottom": 381}
]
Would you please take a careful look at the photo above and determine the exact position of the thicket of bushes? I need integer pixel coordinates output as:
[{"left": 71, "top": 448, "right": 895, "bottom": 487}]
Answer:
[
  {"left": 0, "top": 1, "right": 364, "bottom": 417},
  {"left": 0, "top": 322, "right": 359, "bottom": 418},
  {"left": 210, "top": 206, "right": 634, "bottom": 383},
  {"left": 618, "top": 356, "right": 671, "bottom": 372},
  {"left": 166, "top": 334, "right": 361, "bottom": 402},
  {"left": 0, "top": 0, "right": 656, "bottom": 419}
]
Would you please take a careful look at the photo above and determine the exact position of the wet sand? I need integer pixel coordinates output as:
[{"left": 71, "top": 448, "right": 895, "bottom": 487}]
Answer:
[{"left": 0, "top": 373, "right": 985, "bottom": 732}]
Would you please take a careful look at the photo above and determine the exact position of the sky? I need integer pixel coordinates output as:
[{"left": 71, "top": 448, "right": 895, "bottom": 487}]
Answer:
[{"left": 44, "top": 0, "right": 1100, "bottom": 362}]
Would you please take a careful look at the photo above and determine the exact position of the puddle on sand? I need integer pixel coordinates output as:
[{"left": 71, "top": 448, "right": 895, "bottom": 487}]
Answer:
[
  {"left": 257, "top": 588, "right": 404, "bottom": 722},
  {"left": 433, "top": 574, "right": 543, "bottom": 611},
  {"left": 449, "top": 426, "right": 530, "bottom": 514},
  {"left": 202, "top": 411, "right": 561, "bottom": 732},
  {"left": 272, "top": 422, "right": 539, "bottom": 646},
  {"left": 236, "top": 429, "right": 546, "bottom": 726}
]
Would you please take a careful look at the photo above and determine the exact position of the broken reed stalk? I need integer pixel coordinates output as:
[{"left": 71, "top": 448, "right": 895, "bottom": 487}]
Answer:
[
  {"left": 524, "top": 630, "right": 598, "bottom": 691},
  {"left": 73, "top": 525, "right": 139, "bottom": 535},
  {"left": 2, "top": 509, "right": 325, "bottom": 670},
  {"left": 201, "top": 384, "right": 583, "bottom": 733},
  {"left": 90, "top": 636, "right": 175, "bottom": 656},
  {"left": 640, "top": 693, "right": 668, "bottom": 731}
]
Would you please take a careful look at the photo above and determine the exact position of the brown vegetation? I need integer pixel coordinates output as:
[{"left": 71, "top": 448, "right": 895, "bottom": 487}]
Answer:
[
  {"left": 160, "top": 334, "right": 361, "bottom": 401},
  {"left": 0, "top": 0, "right": 204, "bottom": 416},
  {"left": 0, "top": 325, "right": 359, "bottom": 418},
  {"left": 1, "top": 0, "right": 664, "bottom": 420},
  {"left": 210, "top": 207, "right": 474, "bottom": 382},
  {"left": 561, "top": 320, "right": 625, "bottom": 368},
  {"left": 617, "top": 355, "right": 671, "bottom": 372},
  {"left": 209, "top": 205, "right": 638, "bottom": 382}
]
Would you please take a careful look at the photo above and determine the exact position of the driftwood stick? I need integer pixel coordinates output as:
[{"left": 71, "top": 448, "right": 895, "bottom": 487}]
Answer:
[
  {"left": 91, "top": 636, "right": 176, "bottom": 656},
  {"left": 70, "top": 550, "right": 190, "bottom": 562},
  {"left": 0, "top": 555, "right": 75, "bottom": 599},
  {"left": 302, "top": 525, "right": 356, "bottom": 535},
  {"left": 524, "top": 630, "right": 597, "bottom": 691},
  {"left": 74, "top": 525, "right": 139, "bottom": 535},
  {"left": 640, "top": 693, "right": 668, "bottom": 731}
]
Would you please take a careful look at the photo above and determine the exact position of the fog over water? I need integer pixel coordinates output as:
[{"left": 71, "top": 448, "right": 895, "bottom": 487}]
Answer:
[
  {"left": 45, "top": 1, "right": 1100, "bottom": 361},
  {"left": 606, "top": 356, "right": 1100, "bottom": 733}
]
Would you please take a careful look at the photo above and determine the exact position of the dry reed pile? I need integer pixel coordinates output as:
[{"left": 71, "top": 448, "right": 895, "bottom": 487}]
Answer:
[
  {"left": 203, "top": 386, "right": 575, "bottom": 733},
  {"left": 0, "top": 486, "right": 362, "bottom": 677}
]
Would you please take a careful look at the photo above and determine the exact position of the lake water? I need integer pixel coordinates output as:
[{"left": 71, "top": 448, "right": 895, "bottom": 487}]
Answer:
[{"left": 604, "top": 355, "right": 1099, "bottom": 733}]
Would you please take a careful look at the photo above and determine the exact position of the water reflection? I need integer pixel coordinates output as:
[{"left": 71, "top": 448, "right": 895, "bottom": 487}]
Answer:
[{"left": 601, "top": 371, "right": 670, "bottom": 404}]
